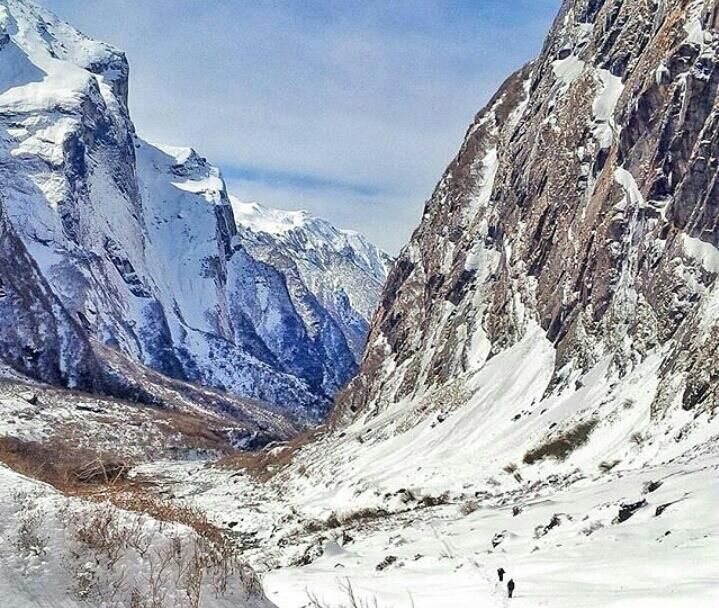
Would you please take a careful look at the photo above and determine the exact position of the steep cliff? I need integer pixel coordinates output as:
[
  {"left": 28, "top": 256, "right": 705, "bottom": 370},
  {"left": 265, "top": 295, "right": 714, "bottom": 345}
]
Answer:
[
  {"left": 0, "top": 0, "right": 388, "bottom": 421},
  {"left": 338, "top": 0, "right": 719, "bottom": 443}
]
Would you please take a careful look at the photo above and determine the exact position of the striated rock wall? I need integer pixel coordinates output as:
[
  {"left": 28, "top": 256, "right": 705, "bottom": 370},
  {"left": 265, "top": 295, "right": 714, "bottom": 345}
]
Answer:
[{"left": 337, "top": 0, "right": 719, "bottom": 426}]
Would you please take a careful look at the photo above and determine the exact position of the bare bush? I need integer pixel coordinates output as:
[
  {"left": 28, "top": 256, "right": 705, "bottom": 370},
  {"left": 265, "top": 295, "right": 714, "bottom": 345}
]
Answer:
[
  {"left": 298, "top": 506, "right": 390, "bottom": 536},
  {"left": 419, "top": 492, "right": 450, "bottom": 507},
  {"left": 71, "top": 503, "right": 130, "bottom": 566},
  {"left": 12, "top": 490, "right": 48, "bottom": 558},
  {"left": 459, "top": 500, "right": 479, "bottom": 516},
  {"left": 630, "top": 432, "right": 645, "bottom": 446},
  {"left": 13, "top": 505, "right": 47, "bottom": 558},
  {"left": 523, "top": 419, "right": 598, "bottom": 464},
  {"left": 57, "top": 493, "right": 265, "bottom": 606},
  {"left": 0, "top": 436, "right": 131, "bottom": 492}
]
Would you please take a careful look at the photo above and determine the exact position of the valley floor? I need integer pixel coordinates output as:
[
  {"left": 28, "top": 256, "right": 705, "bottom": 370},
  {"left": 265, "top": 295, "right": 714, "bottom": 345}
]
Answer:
[
  {"left": 134, "top": 449, "right": 719, "bottom": 608},
  {"left": 2, "top": 329, "right": 719, "bottom": 607}
]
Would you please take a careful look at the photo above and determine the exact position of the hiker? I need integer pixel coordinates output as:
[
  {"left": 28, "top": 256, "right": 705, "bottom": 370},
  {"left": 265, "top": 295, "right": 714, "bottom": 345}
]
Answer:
[
  {"left": 508, "top": 579, "right": 515, "bottom": 599},
  {"left": 497, "top": 567, "right": 505, "bottom": 582}
]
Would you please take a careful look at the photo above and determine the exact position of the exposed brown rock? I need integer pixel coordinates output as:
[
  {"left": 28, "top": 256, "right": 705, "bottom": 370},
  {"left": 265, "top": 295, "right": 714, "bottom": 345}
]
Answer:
[{"left": 336, "top": 0, "right": 719, "bottom": 424}]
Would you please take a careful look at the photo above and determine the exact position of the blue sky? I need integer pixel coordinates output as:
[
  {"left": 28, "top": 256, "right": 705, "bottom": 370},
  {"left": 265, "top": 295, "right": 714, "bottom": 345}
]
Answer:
[{"left": 42, "top": 0, "right": 560, "bottom": 253}]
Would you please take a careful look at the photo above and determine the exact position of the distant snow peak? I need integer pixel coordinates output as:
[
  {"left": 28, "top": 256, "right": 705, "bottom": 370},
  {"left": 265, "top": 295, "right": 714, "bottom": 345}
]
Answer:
[
  {"left": 231, "top": 197, "right": 311, "bottom": 235},
  {"left": 229, "top": 195, "right": 393, "bottom": 359}
]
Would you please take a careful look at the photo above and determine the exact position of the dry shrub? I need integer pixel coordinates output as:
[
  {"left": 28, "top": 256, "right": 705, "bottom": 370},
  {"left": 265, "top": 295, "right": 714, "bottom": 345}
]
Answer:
[
  {"left": 459, "top": 500, "right": 479, "bottom": 516},
  {"left": 419, "top": 492, "right": 450, "bottom": 507},
  {"left": 523, "top": 419, "right": 598, "bottom": 464},
  {"left": 299, "top": 506, "right": 390, "bottom": 536},
  {"left": 0, "top": 436, "right": 131, "bottom": 493},
  {"left": 106, "top": 491, "right": 224, "bottom": 546},
  {"left": 216, "top": 426, "right": 324, "bottom": 481},
  {"left": 12, "top": 490, "right": 47, "bottom": 558},
  {"left": 107, "top": 490, "right": 262, "bottom": 596},
  {"left": 0, "top": 436, "right": 264, "bottom": 604},
  {"left": 630, "top": 432, "right": 645, "bottom": 446},
  {"left": 59, "top": 496, "right": 263, "bottom": 606},
  {"left": 70, "top": 503, "right": 131, "bottom": 565}
]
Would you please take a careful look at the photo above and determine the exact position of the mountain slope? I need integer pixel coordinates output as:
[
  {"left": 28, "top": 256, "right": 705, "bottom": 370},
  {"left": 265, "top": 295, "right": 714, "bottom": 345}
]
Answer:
[
  {"left": 337, "top": 0, "right": 719, "bottom": 444},
  {"left": 0, "top": 0, "right": 388, "bottom": 420},
  {"left": 171, "top": 1, "right": 717, "bottom": 603},
  {"left": 231, "top": 198, "right": 392, "bottom": 362}
]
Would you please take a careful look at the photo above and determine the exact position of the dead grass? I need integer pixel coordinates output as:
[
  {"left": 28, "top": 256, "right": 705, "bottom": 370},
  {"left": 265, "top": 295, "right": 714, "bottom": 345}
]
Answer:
[
  {"left": 299, "top": 506, "right": 391, "bottom": 537},
  {"left": 216, "top": 426, "right": 325, "bottom": 481},
  {"left": 105, "top": 490, "right": 226, "bottom": 546},
  {"left": 0, "top": 436, "right": 133, "bottom": 493},
  {"left": 523, "top": 419, "right": 598, "bottom": 465},
  {"left": 55, "top": 495, "right": 263, "bottom": 604}
]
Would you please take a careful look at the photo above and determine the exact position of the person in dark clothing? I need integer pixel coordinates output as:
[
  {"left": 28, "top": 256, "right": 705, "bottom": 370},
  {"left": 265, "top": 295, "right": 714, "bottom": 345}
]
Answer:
[
  {"left": 507, "top": 579, "right": 515, "bottom": 598},
  {"left": 497, "top": 567, "right": 505, "bottom": 582}
]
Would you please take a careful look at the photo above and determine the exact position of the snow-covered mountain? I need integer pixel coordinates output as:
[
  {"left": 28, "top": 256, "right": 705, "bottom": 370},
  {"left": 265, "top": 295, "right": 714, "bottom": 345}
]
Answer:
[
  {"left": 0, "top": 0, "right": 389, "bottom": 421},
  {"left": 337, "top": 0, "right": 719, "bottom": 446},
  {"left": 231, "top": 198, "right": 392, "bottom": 361}
]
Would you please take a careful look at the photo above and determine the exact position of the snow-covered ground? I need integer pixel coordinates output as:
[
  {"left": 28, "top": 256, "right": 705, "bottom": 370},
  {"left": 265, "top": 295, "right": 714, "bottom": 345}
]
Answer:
[
  {"left": 265, "top": 456, "right": 719, "bottom": 608},
  {"left": 0, "top": 465, "right": 273, "bottom": 608},
  {"left": 129, "top": 328, "right": 719, "bottom": 607},
  {"left": 2, "top": 325, "right": 717, "bottom": 607},
  {"left": 133, "top": 449, "right": 719, "bottom": 608}
]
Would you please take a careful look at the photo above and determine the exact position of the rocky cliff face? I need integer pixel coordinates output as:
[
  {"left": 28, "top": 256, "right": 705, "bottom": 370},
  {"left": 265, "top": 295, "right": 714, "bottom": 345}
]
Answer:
[
  {"left": 338, "top": 0, "right": 719, "bottom": 442},
  {"left": 0, "top": 0, "right": 388, "bottom": 421}
]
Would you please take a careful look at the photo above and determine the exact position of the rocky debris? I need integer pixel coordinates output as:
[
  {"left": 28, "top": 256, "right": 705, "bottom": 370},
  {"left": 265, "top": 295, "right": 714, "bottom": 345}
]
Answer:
[
  {"left": 18, "top": 391, "right": 38, "bottom": 405},
  {"left": 534, "top": 513, "right": 571, "bottom": 538},
  {"left": 298, "top": 537, "right": 328, "bottom": 566},
  {"left": 339, "top": 530, "right": 354, "bottom": 546},
  {"left": 643, "top": 480, "right": 663, "bottom": 494},
  {"left": 375, "top": 555, "right": 398, "bottom": 571},
  {"left": 614, "top": 499, "right": 648, "bottom": 523},
  {"left": 492, "top": 530, "right": 509, "bottom": 548},
  {"left": 655, "top": 502, "right": 673, "bottom": 517}
]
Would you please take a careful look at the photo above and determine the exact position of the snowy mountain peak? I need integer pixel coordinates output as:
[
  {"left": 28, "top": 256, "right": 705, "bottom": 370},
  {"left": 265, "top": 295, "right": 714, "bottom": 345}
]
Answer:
[
  {"left": 230, "top": 195, "right": 392, "bottom": 357},
  {"left": 0, "top": 0, "right": 390, "bottom": 420},
  {"left": 231, "top": 196, "right": 392, "bottom": 275},
  {"left": 0, "top": 0, "right": 128, "bottom": 114},
  {"left": 231, "top": 198, "right": 312, "bottom": 235}
]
